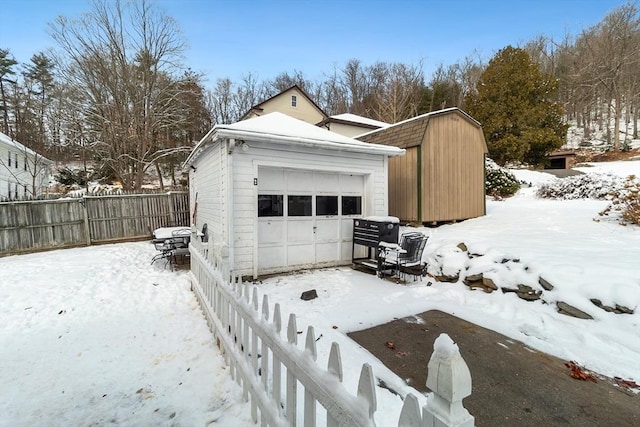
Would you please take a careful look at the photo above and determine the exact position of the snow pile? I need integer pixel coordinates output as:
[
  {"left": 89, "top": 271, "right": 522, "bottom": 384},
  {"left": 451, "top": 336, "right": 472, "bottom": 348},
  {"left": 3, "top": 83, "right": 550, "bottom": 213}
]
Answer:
[{"left": 536, "top": 173, "right": 630, "bottom": 200}]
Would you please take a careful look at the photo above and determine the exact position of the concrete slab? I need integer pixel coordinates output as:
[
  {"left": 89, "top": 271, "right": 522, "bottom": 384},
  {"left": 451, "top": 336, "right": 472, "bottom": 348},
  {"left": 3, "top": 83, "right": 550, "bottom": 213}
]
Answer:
[{"left": 348, "top": 310, "right": 639, "bottom": 426}]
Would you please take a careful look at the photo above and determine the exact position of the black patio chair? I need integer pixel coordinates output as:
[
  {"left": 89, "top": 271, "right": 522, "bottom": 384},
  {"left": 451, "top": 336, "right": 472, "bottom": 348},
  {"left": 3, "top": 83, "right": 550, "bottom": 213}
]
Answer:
[{"left": 377, "top": 232, "right": 428, "bottom": 282}]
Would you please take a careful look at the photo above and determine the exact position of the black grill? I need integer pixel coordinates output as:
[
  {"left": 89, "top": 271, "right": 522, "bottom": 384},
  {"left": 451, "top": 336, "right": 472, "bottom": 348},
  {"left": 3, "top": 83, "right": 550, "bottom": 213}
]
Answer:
[{"left": 352, "top": 218, "right": 399, "bottom": 271}]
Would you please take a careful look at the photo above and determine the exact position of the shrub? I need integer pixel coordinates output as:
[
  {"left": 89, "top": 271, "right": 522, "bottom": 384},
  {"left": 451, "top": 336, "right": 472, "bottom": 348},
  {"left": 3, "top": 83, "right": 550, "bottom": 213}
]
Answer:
[
  {"left": 54, "top": 167, "right": 90, "bottom": 187},
  {"left": 536, "top": 173, "right": 626, "bottom": 200},
  {"left": 485, "top": 159, "right": 521, "bottom": 197},
  {"left": 599, "top": 176, "right": 640, "bottom": 226}
]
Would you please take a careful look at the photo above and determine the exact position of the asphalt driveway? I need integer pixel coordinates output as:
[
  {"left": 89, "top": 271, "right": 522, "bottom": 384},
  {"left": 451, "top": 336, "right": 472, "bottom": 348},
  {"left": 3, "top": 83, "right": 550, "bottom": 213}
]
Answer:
[{"left": 348, "top": 310, "right": 639, "bottom": 426}]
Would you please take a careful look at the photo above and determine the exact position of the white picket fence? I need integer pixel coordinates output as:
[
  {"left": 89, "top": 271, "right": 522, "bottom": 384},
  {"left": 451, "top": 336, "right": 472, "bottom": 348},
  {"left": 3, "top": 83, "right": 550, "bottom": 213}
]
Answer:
[{"left": 189, "top": 237, "right": 474, "bottom": 427}]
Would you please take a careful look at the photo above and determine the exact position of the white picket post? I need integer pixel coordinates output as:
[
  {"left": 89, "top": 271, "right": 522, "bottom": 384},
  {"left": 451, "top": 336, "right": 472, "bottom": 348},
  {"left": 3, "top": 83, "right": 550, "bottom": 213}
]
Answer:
[
  {"left": 423, "top": 334, "right": 474, "bottom": 427},
  {"left": 304, "top": 326, "right": 317, "bottom": 427},
  {"left": 286, "top": 314, "right": 298, "bottom": 425},
  {"left": 398, "top": 393, "right": 421, "bottom": 427},
  {"left": 273, "top": 303, "right": 282, "bottom": 414},
  {"left": 327, "top": 342, "right": 343, "bottom": 427},
  {"left": 328, "top": 342, "right": 343, "bottom": 382},
  {"left": 261, "top": 295, "right": 270, "bottom": 389},
  {"left": 357, "top": 364, "right": 377, "bottom": 421}
]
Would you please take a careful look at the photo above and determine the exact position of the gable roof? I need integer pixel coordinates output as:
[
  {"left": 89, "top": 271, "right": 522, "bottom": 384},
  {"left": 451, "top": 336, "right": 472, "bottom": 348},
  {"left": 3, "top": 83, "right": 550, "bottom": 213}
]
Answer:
[
  {"left": 239, "top": 84, "right": 328, "bottom": 121},
  {"left": 185, "top": 112, "right": 404, "bottom": 166},
  {"left": 356, "top": 108, "right": 483, "bottom": 149},
  {"left": 0, "top": 131, "right": 52, "bottom": 163},
  {"left": 316, "top": 113, "right": 390, "bottom": 130}
]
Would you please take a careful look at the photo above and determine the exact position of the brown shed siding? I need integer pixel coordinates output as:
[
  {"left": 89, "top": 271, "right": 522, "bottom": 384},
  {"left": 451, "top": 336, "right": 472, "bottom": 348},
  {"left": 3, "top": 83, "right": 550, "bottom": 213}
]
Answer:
[
  {"left": 358, "top": 108, "right": 487, "bottom": 224},
  {"left": 388, "top": 146, "right": 419, "bottom": 222},
  {"left": 422, "top": 114, "right": 486, "bottom": 222}
]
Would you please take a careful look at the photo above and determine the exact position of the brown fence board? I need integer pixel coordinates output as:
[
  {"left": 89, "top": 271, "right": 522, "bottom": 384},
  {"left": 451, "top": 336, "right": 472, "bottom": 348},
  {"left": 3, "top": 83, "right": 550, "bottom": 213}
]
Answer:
[{"left": 0, "top": 192, "right": 188, "bottom": 256}]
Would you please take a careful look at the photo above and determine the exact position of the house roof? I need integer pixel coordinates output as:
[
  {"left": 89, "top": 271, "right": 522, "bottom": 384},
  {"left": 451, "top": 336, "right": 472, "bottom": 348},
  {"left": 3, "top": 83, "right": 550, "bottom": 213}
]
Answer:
[
  {"left": 0, "top": 131, "right": 52, "bottom": 163},
  {"left": 547, "top": 150, "right": 577, "bottom": 158},
  {"left": 185, "top": 112, "right": 404, "bottom": 166},
  {"left": 316, "top": 113, "right": 390, "bottom": 130},
  {"left": 356, "top": 107, "right": 484, "bottom": 149},
  {"left": 239, "top": 84, "right": 328, "bottom": 121}
]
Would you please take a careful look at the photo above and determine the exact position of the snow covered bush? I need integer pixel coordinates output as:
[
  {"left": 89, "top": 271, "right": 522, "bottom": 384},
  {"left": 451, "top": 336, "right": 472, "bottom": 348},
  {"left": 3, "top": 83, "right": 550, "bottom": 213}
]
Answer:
[
  {"left": 598, "top": 176, "right": 640, "bottom": 226},
  {"left": 536, "top": 173, "right": 628, "bottom": 200},
  {"left": 485, "top": 159, "right": 521, "bottom": 197}
]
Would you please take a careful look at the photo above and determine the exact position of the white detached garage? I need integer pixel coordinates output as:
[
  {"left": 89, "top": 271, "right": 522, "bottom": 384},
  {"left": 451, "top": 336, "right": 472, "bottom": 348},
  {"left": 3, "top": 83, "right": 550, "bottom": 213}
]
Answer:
[{"left": 185, "top": 112, "right": 404, "bottom": 278}]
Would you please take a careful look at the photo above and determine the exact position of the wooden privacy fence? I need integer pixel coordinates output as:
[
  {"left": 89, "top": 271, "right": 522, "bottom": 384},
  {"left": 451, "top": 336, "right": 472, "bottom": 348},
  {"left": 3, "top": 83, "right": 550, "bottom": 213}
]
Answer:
[
  {"left": 0, "top": 192, "right": 188, "bottom": 256},
  {"left": 189, "top": 237, "right": 475, "bottom": 427}
]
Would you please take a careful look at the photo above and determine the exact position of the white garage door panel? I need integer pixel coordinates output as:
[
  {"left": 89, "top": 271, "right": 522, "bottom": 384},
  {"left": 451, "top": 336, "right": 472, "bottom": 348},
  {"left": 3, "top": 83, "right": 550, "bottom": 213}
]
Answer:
[
  {"left": 259, "top": 247, "right": 285, "bottom": 269},
  {"left": 287, "top": 170, "right": 314, "bottom": 192},
  {"left": 340, "top": 174, "right": 363, "bottom": 193},
  {"left": 315, "top": 218, "right": 339, "bottom": 241},
  {"left": 258, "top": 220, "right": 285, "bottom": 245},
  {"left": 315, "top": 173, "right": 339, "bottom": 192},
  {"left": 340, "top": 218, "right": 354, "bottom": 240},
  {"left": 317, "top": 242, "right": 340, "bottom": 263},
  {"left": 259, "top": 168, "right": 284, "bottom": 191},
  {"left": 287, "top": 220, "right": 314, "bottom": 243},
  {"left": 288, "top": 244, "right": 314, "bottom": 265}
]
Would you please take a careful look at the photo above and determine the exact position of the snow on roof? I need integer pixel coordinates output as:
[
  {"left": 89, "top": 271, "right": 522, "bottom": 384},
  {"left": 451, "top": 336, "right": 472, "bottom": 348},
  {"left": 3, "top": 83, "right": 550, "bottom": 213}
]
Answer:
[
  {"left": 356, "top": 107, "right": 480, "bottom": 139},
  {"left": 0, "top": 131, "right": 52, "bottom": 163},
  {"left": 329, "top": 113, "right": 390, "bottom": 128},
  {"left": 186, "top": 112, "right": 404, "bottom": 165}
]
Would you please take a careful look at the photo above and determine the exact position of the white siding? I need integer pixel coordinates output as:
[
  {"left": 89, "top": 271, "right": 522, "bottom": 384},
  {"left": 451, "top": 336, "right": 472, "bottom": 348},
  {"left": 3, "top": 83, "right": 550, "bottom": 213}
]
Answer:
[
  {"left": 0, "top": 139, "right": 51, "bottom": 199},
  {"left": 190, "top": 140, "right": 227, "bottom": 259}
]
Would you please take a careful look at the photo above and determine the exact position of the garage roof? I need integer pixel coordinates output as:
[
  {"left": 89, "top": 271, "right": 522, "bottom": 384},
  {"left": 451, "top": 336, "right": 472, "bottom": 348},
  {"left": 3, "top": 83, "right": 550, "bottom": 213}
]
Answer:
[{"left": 186, "top": 112, "right": 404, "bottom": 165}]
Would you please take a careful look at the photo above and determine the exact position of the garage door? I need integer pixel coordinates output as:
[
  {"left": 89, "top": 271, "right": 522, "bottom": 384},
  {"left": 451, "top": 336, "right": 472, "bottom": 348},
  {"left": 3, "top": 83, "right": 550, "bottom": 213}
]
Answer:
[{"left": 257, "top": 167, "right": 363, "bottom": 272}]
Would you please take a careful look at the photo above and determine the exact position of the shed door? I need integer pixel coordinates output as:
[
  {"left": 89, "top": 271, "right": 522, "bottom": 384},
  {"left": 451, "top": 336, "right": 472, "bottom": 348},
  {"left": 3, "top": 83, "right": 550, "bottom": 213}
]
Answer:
[{"left": 257, "top": 167, "right": 363, "bottom": 273}]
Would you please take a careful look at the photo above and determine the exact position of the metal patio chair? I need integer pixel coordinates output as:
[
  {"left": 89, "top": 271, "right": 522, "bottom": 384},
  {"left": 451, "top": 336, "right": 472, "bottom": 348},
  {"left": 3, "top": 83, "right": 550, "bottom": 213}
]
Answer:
[{"left": 377, "top": 232, "right": 428, "bottom": 282}]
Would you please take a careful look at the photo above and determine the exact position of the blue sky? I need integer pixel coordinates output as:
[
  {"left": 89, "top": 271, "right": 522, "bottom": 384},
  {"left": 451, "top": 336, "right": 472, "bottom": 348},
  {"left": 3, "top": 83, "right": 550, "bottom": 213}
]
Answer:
[{"left": 0, "top": 0, "right": 629, "bottom": 88}]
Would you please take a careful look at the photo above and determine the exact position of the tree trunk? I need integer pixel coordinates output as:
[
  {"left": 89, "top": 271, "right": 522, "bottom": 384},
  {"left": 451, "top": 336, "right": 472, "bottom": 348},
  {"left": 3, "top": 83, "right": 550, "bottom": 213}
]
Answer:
[
  {"left": 155, "top": 160, "right": 164, "bottom": 191},
  {"left": 633, "top": 103, "right": 638, "bottom": 139}
]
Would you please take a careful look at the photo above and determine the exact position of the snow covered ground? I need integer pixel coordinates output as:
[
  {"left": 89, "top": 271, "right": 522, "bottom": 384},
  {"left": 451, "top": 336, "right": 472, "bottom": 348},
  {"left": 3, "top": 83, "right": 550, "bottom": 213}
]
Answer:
[
  {"left": 0, "top": 243, "right": 252, "bottom": 427},
  {"left": 1, "top": 160, "right": 639, "bottom": 426}
]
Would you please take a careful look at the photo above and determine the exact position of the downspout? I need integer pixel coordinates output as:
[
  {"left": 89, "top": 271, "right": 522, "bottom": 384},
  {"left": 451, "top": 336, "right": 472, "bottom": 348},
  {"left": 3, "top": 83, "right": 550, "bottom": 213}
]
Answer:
[{"left": 227, "top": 139, "right": 236, "bottom": 278}]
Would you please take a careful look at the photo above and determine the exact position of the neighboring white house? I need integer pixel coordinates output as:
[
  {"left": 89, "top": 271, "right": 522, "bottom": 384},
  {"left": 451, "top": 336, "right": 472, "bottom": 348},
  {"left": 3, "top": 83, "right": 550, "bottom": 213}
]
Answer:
[
  {"left": 316, "top": 113, "right": 391, "bottom": 137},
  {"left": 0, "top": 131, "right": 52, "bottom": 200},
  {"left": 185, "top": 112, "right": 404, "bottom": 278}
]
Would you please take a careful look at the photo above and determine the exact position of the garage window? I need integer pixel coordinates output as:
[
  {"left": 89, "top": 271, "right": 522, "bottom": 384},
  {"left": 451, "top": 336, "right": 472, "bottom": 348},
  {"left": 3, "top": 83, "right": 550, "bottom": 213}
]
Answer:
[
  {"left": 342, "top": 196, "right": 362, "bottom": 215},
  {"left": 316, "top": 196, "right": 338, "bottom": 216},
  {"left": 258, "top": 195, "right": 283, "bottom": 217},
  {"left": 288, "top": 195, "right": 312, "bottom": 216}
]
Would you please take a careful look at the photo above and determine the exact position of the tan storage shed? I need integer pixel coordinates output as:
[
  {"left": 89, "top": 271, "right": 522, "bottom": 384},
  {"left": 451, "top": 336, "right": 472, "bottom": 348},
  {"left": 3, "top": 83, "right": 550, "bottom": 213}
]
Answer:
[{"left": 357, "top": 108, "right": 488, "bottom": 224}]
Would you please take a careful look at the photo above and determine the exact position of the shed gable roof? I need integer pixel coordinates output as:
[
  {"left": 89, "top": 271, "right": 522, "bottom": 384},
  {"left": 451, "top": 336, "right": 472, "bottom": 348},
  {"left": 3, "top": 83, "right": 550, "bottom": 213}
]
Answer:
[
  {"left": 185, "top": 112, "right": 404, "bottom": 166},
  {"left": 239, "top": 84, "right": 328, "bottom": 121},
  {"left": 356, "top": 108, "right": 483, "bottom": 149}
]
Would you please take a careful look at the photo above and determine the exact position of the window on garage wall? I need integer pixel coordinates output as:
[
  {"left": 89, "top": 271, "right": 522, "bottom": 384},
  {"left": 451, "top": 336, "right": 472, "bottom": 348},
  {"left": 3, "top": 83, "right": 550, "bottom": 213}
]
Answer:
[
  {"left": 288, "top": 195, "right": 312, "bottom": 216},
  {"left": 342, "top": 196, "right": 362, "bottom": 215},
  {"left": 316, "top": 195, "right": 338, "bottom": 215},
  {"left": 258, "top": 195, "right": 283, "bottom": 217}
]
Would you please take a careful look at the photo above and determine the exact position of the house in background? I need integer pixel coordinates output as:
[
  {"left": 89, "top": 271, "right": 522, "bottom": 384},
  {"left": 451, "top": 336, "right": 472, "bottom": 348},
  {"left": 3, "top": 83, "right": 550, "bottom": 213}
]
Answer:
[
  {"left": 239, "top": 84, "right": 328, "bottom": 125},
  {"left": 316, "top": 113, "right": 390, "bottom": 137},
  {"left": 357, "top": 108, "right": 487, "bottom": 224},
  {"left": 0, "top": 131, "right": 52, "bottom": 200},
  {"left": 185, "top": 112, "right": 403, "bottom": 278}
]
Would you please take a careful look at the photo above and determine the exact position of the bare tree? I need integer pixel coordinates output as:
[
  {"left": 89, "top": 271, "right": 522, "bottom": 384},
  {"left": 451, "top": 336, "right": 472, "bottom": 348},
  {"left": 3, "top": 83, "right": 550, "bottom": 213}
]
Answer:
[
  {"left": 49, "top": 0, "right": 201, "bottom": 189},
  {"left": 575, "top": 3, "right": 640, "bottom": 149}
]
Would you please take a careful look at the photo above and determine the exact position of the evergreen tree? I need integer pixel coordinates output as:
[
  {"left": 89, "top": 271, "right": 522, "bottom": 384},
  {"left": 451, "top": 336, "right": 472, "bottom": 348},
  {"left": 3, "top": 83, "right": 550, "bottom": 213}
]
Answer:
[
  {"left": 0, "top": 48, "right": 18, "bottom": 136},
  {"left": 466, "top": 46, "right": 567, "bottom": 166}
]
